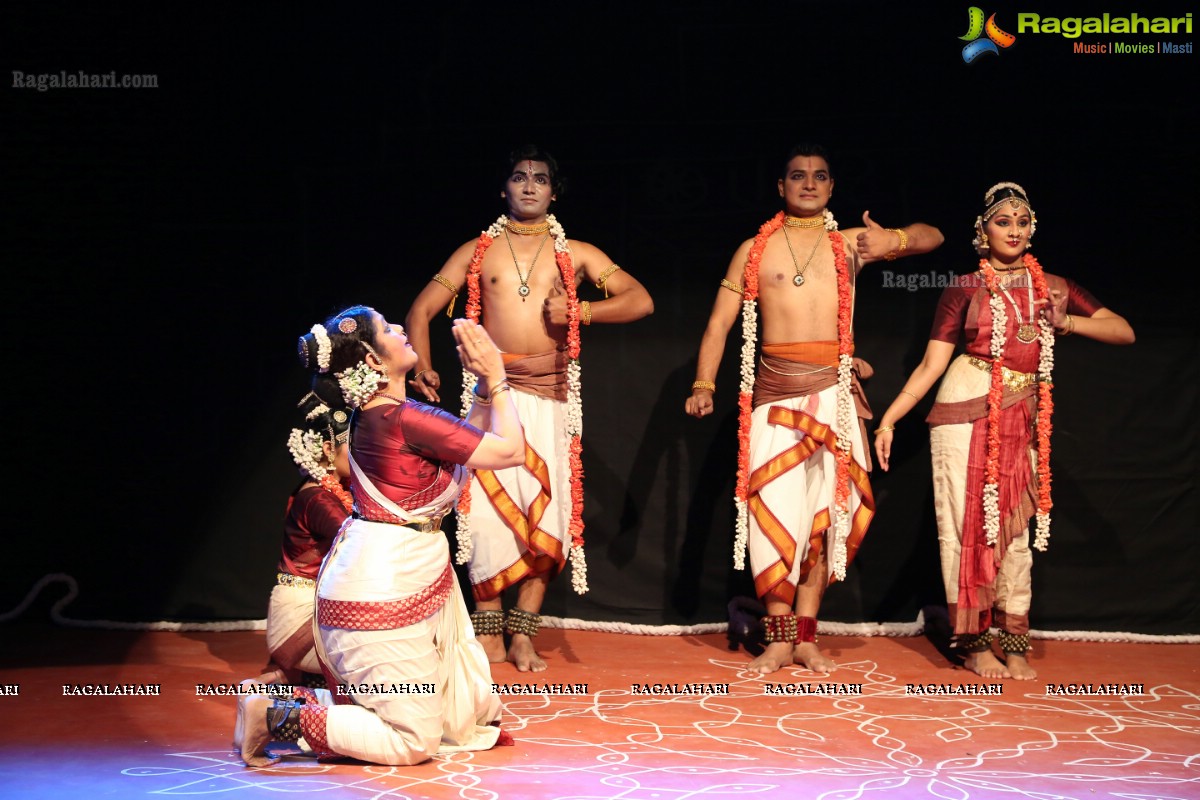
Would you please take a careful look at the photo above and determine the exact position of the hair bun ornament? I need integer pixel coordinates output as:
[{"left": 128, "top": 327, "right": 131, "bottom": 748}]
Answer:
[
  {"left": 338, "top": 317, "right": 358, "bottom": 334},
  {"left": 310, "top": 324, "right": 333, "bottom": 373}
]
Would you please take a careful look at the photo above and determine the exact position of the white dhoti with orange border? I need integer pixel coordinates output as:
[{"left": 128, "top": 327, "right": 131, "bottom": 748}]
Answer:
[
  {"left": 467, "top": 386, "right": 570, "bottom": 601},
  {"left": 747, "top": 382, "right": 875, "bottom": 607}
]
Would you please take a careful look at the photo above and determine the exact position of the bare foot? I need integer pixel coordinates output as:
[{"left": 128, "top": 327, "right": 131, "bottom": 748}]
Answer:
[
  {"left": 249, "top": 668, "right": 286, "bottom": 685},
  {"left": 747, "top": 642, "right": 794, "bottom": 674},
  {"left": 508, "top": 635, "right": 546, "bottom": 672},
  {"left": 963, "top": 650, "right": 1011, "bottom": 679},
  {"left": 479, "top": 633, "right": 506, "bottom": 664},
  {"left": 1004, "top": 653, "right": 1037, "bottom": 680},
  {"left": 793, "top": 642, "right": 837, "bottom": 674},
  {"left": 235, "top": 693, "right": 279, "bottom": 767}
]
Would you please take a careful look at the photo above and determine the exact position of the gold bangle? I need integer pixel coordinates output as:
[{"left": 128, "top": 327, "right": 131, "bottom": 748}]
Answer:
[
  {"left": 720, "top": 278, "right": 744, "bottom": 295},
  {"left": 691, "top": 380, "right": 716, "bottom": 393},
  {"left": 875, "top": 424, "right": 896, "bottom": 435},
  {"left": 490, "top": 384, "right": 512, "bottom": 400},
  {"left": 413, "top": 368, "right": 431, "bottom": 382},
  {"left": 595, "top": 264, "right": 621, "bottom": 297},
  {"left": 884, "top": 228, "right": 909, "bottom": 261},
  {"left": 901, "top": 390, "right": 918, "bottom": 401},
  {"left": 581, "top": 300, "right": 593, "bottom": 326},
  {"left": 1058, "top": 313, "right": 1074, "bottom": 336}
]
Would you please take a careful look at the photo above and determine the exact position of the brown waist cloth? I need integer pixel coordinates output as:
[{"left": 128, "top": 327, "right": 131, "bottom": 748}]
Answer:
[
  {"left": 926, "top": 386, "right": 1036, "bottom": 427},
  {"left": 501, "top": 348, "right": 568, "bottom": 402},
  {"left": 754, "top": 344, "right": 875, "bottom": 471}
]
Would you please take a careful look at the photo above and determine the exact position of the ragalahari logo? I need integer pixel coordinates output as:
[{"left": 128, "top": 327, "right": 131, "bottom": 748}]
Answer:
[{"left": 960, "top": 7, "right": 1017, "bottom": 62}]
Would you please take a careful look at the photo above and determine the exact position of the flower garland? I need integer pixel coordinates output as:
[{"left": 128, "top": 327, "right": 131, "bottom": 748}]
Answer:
[
  {"left": 310, "top": 324, "right": 331, "bottom": 373},
  {"left": 457, "top": 214, "right": 589, "bottom": 594},
  {"left": 735, "top": 211, "right": 856, "bottom": 579},
  {"left": 336, "top": 362, "right": 383, "bottom": 408},
  {"left": 287, "top": 427, "right": 327, "bottom": 481},
  {"left": 319, "top": 473, "right": 354, "bottom": 513},
  {"left": 979, "top": 253, "right": 1055, "bottom": 551}
]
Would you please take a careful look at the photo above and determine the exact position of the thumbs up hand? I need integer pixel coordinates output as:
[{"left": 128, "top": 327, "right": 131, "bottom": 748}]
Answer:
[{"left": 855, "top": 211, "right": 901, "bottom": 261}]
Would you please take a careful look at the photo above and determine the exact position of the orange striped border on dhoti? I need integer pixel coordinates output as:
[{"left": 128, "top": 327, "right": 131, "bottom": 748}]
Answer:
[
  {"left": 750, "top": 405, "right": 875, "bottom": 604},
  {"left": 472, "top": 441, "right": 566, "bottom": 600}
]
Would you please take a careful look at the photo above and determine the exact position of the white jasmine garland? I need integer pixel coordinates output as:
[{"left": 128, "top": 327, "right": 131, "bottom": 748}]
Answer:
[
  {"left": 733, "top": 297, "right": 758, "bottom": 570},
  {"left": 336, "top": 361, "right": 383, "bottom": 408},
  {"left": 569, "top": 543, "right": 589, "bottom": 594},
  {"left": 304, "top": 403, "right": 330, "bottom": 422},
  {"left": 311, "top": 324, "right": 332, "bottom": 373},
  {"left": 823, "top": 209, "right": 838, "bottom": 231},
  {"left": 984, "top": 287, "right": 1008, "bottom": 546},
  {"left": 831, "top": 351, "right": 855, "bottom": 581},
  {"left": 286, "top": 427, "right": 328, "bottom": 481}
]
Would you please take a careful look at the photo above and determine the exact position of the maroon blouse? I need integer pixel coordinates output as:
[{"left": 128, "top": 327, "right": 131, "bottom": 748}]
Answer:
[
  {"left": 350, "top": 400, "right": 484, "bottom": 511},
  {"left": 278, "top": 485, "right": 350, "bottom": 579},
  {"left": 930, "top": 272, "right": 1103, "bottom": 373}
]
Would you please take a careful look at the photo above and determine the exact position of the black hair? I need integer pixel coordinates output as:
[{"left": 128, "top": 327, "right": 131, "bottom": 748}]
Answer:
[
  {"left": 296, "top": 305, "right": 383, "bottom": 376},
  {"left": 504, "top": 144, "right": 566, "bottom": 198},
  {"left": 780, "top": 143, "right": 834, "bottom": 180}
]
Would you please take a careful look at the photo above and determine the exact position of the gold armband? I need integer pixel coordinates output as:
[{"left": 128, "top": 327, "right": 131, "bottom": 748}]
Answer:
[
  {"left": 595, "top": 264, "right": 621, "bottom": 298},
  {"left": 431, "top": 274, "right": 459, "bottom": 317},
  {"left": 884, "top": 228, "right": 909, "bottom": 261},
  {"left": 720, "top": 278, "right": 744, "bottom": 295}
]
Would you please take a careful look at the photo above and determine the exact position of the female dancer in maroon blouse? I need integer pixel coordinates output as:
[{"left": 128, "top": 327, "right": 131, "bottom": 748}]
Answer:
[
  {"left": 236, "top": 305, "right": 523, "bottom": 766},
  {"left": 250, "top": 375, "right": 352, "bottom": 687},
  {"left": 873, "top": 183, "right": 1134, "bottom": 680}
]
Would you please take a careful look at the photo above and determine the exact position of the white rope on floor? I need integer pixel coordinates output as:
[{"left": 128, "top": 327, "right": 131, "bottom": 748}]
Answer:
[
  {"left": 5, "top": 573, "right": 1200, "bottom": 643},
  {"left": 0, "top": 573, "right": 265, "bottom": 632}
]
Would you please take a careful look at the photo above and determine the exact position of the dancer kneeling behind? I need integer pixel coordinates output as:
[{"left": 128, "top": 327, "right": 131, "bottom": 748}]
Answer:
[
  {"left": 236, "top": 306, "right": 524, "bottom": 766},
  {"left": 873, "top": 182, "right": 1134, "bottom": 680},
  {"left": 248, "top": 374, "right": 352, "bottom": 688}
]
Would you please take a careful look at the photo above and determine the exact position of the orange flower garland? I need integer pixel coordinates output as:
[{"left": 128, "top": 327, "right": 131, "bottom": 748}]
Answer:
[
  {"left": 319, "top": 473, "right": 354, "bottom": 514},
  {"left": 978, "top": 253, "right": 1055, "bottom": 551}
]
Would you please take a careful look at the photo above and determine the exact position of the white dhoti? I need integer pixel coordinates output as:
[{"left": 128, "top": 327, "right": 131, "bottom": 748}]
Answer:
[
  {"left": 468, "top": 389, "right": 570, "bottom": 600},
  {"left": 264, "top": 582, "right": 320, "bottom": 675},
  {"left": 746, "top": 386, "right": 874, "bottom": 605},
  {"left": 305, "top": 519, "right": 502, "bottom": 765}
]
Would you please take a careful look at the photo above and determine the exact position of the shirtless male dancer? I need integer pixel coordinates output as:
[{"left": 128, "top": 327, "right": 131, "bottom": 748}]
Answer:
[
  {"left": 406, "top": 145, "right": 653, "bottom": 671},
  {"left": 686, "top": 143, "right": 943, "bottom": 674}
]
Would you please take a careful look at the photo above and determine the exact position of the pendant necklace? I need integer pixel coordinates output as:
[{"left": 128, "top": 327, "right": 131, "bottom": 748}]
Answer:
[
  {"left": 782, "top": 226, "right": 824, "bottom": 287},
  {"left": 505, "top": 229, "right": 551, "bottom": 300},
  {"left": 997, "top": 269, "right": 1039, "bottom": 344}
]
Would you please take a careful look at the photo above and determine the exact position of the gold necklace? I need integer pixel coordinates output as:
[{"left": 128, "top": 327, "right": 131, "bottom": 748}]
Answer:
[
  {"left": 994, "top": 270, "right": 1038, "bottom": 344},
  {"left": 504, "top": 230, "right": 551, "bottom": 300},
  {"left": 505, "top": 219, "right": 551, "bottom": 236},
  {"left": 781, "top": 227, "right": 825, "bottom": 287},
  {"left": 784, "top": 214, "right": 825, "bottom": 229}
]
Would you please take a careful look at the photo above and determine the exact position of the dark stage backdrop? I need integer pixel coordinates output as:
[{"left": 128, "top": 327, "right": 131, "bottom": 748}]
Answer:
[{"left": 4, "top": 3, "right": 1196, "bottom": 634}]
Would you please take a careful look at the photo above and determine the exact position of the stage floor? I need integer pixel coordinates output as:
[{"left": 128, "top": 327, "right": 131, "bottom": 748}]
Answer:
[{"left": 1, "top": 622, "right": 1197, "bottom": 799}]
